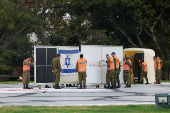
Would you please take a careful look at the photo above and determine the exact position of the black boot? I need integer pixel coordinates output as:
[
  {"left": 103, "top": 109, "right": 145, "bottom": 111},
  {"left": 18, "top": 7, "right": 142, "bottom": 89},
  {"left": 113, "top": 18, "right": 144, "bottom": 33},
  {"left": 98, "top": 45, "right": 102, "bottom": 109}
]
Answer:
[
  {"left": 23, "top": 85, "right": 26, "bottom": 89},
  {"left": 106, "top": 85, "right": 110, "bottom": 89},
  {"left": 55, "top": 85, "right": 61, "bottom": 89},
  {"left": 45, "top": 85, "right": 51, "bottom": 88},
  {"left": 110, "top": 85, "right": 114, "bottom": 89},
  {"left": 145, "top": 81, "right": 149, "bottom": 84},
  {"left": 117, "top": 83, "right": 121, "bottom": 88},
  {"left": 26, "top": 85, "right": 31, "bottom": 89},
  {"left": 125, "top": 85, "right": 131, "bottom": 88},
  {"left": 114, "top": 84, "right": 116, "bottom": 88},
  {"left": 79, "top": 85, "right": 82, "bottom": 89},
  {"left": 83, "top": 84, "right": 86, "bottom": 89}
]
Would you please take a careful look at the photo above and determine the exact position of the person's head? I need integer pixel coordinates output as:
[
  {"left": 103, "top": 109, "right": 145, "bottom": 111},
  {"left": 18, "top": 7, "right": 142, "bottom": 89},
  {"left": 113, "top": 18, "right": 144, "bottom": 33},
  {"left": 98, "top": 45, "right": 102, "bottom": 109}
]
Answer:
[
  {"left": 157, "top": 56, "right": 160, "bottom": 60},
  {"left": 123, "top": 58, "right": 125, "bottom": 61},
  {"left": 57, "top": 54, "right": 61, "bottom": 58},
  {"left": 141, "top": 59, "right": 144, "bottom": 62},
  {"left": 27, "top": 56, "right": 31, "bottom": 61},
  {"left": 106, "top": 54, "right": 109, "bottom": 59},
  {"left": 126, "top": 55, "right": 129, "bottom": 59},
  {"left": 134, "top": 57, "right": 137, "bottom": 60},
  {"left": 153, "top": 56, "right": 156, "bottom": 60},
  {"left": 111, "top": 52, "right": 116, "bottom": 58},
  {"left": 80, "top": 54, "right": 83, "bottom": 58}
]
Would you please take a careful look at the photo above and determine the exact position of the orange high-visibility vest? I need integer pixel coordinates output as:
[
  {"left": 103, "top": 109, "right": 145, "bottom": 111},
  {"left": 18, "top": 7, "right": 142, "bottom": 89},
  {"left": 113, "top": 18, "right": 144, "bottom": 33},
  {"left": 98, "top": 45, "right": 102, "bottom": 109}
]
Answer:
[
  {"left": 107, "top": 58, "right": 115, "bottom": 70},
  {"left": 123, "top": 61, "right": 125, "bottom": 70},
  {"left": 143, "top": 62, "right": 148, "bottom": 72},
  {"left": 115, "top": 56, "right": 119, "bottom": 68},
  {"left": 23, "top": 59, "right": 31, "bottom": 71},
  {"left": 124, "top": 59, "right": 131, "bottom": 70},
  {"left": 157, "top": 59, "right": 162, "bottom": 69},
  {"left": 154, "top": 60, "right": 157, "bottom": 69},
  {"left": 78, "top": 59, "right": 87, "bottom": 72}
]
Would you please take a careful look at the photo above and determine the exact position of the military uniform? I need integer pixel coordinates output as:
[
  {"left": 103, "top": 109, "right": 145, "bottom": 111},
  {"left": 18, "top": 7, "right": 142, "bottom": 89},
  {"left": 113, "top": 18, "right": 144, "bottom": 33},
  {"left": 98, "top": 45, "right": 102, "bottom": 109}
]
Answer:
[
  {"left": 23, "top": 59, "right": 34, "bottom": 89},
  {"left": 76, "top": 58, "right": 87, "bottom": 89},
  {"left": 51, "top": 57, "right": 62, "bottom": 87},
  {"left": 155, "top": 59, "right": 163, "bottom": 84},
  {"left": 124, "top": 59, "right": 132, "bottom": 87},
  {"left": 123, "top": 61, "right": 126, "bottom": 83},
  {"left": 140, "top": 62, "right": 148, "bottom": 84},
  {"left": 113, "top": 57, "right": 121, "bottom": 88},
  {"left": 106, "top": 58, "right": 115, "bottom": 88}
]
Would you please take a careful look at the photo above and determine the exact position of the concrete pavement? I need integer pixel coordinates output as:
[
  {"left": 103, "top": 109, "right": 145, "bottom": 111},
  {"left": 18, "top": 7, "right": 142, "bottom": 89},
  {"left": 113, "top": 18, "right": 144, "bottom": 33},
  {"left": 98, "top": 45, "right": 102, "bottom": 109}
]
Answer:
[{"left": 0, "top": 83, "right": 170, "bottom": 107}]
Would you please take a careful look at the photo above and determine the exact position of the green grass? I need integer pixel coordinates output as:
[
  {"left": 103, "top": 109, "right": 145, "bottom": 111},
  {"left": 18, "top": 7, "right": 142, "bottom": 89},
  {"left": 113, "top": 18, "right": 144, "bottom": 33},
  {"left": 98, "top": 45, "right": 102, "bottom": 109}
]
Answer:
[
  {"left": 161, "top": 80, "right": 170, "bottom": 82},
  {"left": 0, "top": 105, "right": 169, "bottom": 113},
  {"left": 0, "top": 81, "right": 34, "bottom": 84}
]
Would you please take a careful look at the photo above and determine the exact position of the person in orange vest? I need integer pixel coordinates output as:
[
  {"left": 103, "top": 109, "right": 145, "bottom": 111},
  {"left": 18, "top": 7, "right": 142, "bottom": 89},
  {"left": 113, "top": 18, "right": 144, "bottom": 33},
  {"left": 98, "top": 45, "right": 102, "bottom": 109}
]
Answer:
[
  {"left": 156, "top": 56, "right": 163, "bottom": 84},
  {"left": 76, "top": 54, "right": 87, "bottom": 89},
  {"left": 111, "top": 52, "right": 121, "bottom": 88},
  {"left": 102, "top": 54, "right": 115, "bottom": 89},
  {"left": 153, "top": 56, "right": 158, "bottom": 84},
  {"left": 139, "top": 59, "right": 149, "bottom": 84},
  {"left": 123, "top": 58, "right": 126, "bottom": 84},
  {"left": 124, "top": 55, "right": 132, "bottom": 88},
  {"left": 23, "top": 56, "right": 34, "bottom": 89}
]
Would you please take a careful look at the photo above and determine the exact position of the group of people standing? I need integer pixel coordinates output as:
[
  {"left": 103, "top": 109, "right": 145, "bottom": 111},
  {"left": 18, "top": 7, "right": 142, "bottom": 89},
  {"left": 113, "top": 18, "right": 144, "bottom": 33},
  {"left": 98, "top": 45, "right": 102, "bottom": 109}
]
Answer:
[{"left": 22, "top": 53, "right": 163, "bottom": 89}]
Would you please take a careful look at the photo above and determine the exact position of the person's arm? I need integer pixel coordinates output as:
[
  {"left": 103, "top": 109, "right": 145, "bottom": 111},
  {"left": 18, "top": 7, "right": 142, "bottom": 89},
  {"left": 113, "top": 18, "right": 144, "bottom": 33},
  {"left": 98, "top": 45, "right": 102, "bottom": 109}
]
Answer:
[
  {"left": 142, "top": 64, "right": 144, "bottom": 73},
  {"left": 156, "top": 61, "right": 159, "bottom": 69},
  {"left": 114, "top": 58, "right": 116, "bottom": 69},
  {"left": 58, "top": 59, "right": 62, "bottom": 72},
  {"left": 76, "top": 61, "right": 78, "bottom": 72},
  {"left": 106, "top": 59, "right": 110, "bottom": 68},
  {"left": 119, "top": 62, "right": 121, "bottom": 71},
  {"left": 24, "top": 61, "right": 34, "bottom": 67},
  {"left": 51, "top": 59, "right": 54, "bottom": 70}
]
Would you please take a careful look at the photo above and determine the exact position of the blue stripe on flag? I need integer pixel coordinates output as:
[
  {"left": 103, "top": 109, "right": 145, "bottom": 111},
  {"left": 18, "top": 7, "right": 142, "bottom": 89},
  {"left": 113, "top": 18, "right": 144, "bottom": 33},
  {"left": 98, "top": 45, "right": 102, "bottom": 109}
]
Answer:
[
  {"left": 58, "top": 50, "right": 79, "bottom": 54},
  {"left": 62, "top": 69, "right": 76, "bottom": 73}
]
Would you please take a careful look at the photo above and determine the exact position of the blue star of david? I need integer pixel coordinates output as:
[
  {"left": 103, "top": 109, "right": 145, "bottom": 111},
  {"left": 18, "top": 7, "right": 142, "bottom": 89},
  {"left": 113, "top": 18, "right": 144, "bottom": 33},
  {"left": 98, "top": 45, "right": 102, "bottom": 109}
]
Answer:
[{"left": 65, "top": 55, "right": 71, "bottom": 68}]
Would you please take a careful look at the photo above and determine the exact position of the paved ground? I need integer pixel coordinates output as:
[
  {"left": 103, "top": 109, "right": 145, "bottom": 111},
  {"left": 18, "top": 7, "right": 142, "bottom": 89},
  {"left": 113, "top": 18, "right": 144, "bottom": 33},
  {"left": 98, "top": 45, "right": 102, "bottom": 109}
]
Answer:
[{"left": 0, "top": 83, "right": 170, "bottom": 107}]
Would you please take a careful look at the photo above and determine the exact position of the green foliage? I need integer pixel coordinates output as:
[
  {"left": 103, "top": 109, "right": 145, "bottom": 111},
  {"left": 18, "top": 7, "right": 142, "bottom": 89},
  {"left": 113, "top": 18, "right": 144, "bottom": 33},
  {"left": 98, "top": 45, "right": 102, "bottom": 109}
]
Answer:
[{"left": 0, "top": 105, "right": 170, "bottom": 113}]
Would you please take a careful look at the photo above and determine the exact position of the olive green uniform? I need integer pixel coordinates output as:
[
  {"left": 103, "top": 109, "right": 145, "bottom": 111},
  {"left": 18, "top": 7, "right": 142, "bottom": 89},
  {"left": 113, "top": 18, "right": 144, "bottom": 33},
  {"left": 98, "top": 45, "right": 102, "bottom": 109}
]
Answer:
[
  {"left": 123, "top": 70, "right": 125, "bottom": 83},
  {"left": 51, "top": 57, "right": 62, "bottom": 86},
  {"left": 106, "top": 59, "right": 114, "bottom": 86},
  {"left": 140, "top": 64, "right": 148, "bottom": 82},
  {"left": 23, "top": 61, "right": 34, "bottom": 85},
  {"left": 113, "top": 58, "right": 120, "bottom": 84},
  {"left": 156, "top": 60, "right": 163, "bottom": 82},
  {"left": 76, "top": 60, "right": 87, "bottom": 85},
  {"left": 124, "top": 60, "right": 132, "bottom": 86}
]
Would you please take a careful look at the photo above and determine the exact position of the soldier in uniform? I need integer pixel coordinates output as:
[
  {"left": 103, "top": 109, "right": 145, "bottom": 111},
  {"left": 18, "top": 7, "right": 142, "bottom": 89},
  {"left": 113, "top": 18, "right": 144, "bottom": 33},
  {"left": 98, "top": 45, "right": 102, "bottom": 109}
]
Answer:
[
  {"left": 111, "top": 52, "right": 121, "bottom": 88},
  {"left": 123, "top": 58, "right": 126, "bottom": 84},
  {"left": 124, "top": 55, "right": 132, "bottom": 88},
  {"left": 51, "top": 54, "right": 62, "bottom": 89},
  {"left": 157, "top": 56, "right": 163, "bottom": 84},
  {"left": 139, "top": 59, "right": 149, "bottom": 84},
  {"left": 102, "top": 54, "right": 115, "bottom": 89},
  {"left": 23, "top": 56, "right": 34, "bottom": 89},
  {"left": 76, "top": 54, "right": 87, "bottom": 89}
]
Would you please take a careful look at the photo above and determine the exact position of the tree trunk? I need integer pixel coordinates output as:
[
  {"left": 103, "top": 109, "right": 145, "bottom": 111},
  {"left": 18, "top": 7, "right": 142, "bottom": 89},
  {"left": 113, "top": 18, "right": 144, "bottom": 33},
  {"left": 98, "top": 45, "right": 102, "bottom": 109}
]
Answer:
[
  {"left": 1, "top": 26, "right": 30, "bottom": 51},
  {"left": 116, "top": 26, "right": 137, "bottom": 47}
]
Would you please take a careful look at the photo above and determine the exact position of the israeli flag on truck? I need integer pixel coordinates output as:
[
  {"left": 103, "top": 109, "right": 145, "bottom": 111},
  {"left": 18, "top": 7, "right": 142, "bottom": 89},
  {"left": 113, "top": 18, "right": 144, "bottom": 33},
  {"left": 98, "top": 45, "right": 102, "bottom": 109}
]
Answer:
[{"left": 58, "top": 48, "right": 79, "bottom": 75}]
